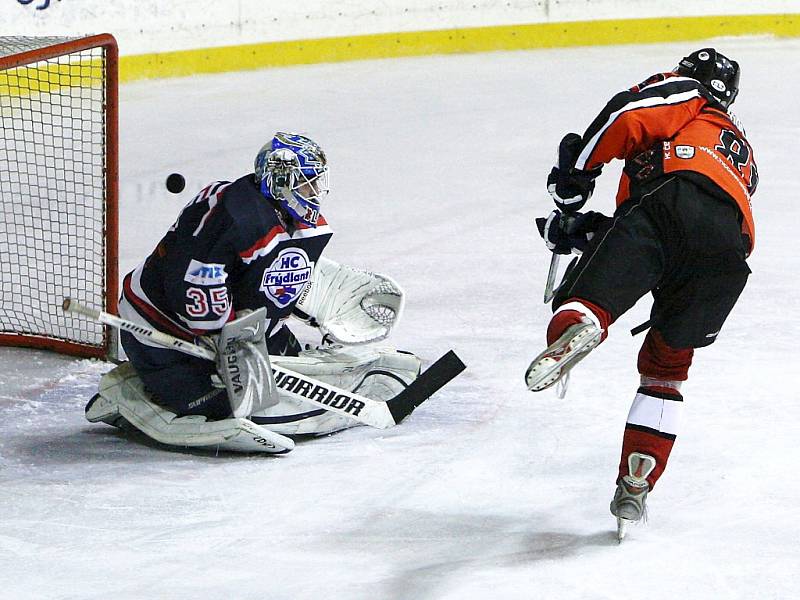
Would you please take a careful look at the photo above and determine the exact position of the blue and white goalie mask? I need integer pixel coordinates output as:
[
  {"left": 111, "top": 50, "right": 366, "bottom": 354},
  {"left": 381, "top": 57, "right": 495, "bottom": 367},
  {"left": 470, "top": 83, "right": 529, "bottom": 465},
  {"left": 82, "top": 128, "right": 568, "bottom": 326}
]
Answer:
[{"left": 255, "top": 132, "right": 329, "bottom": 227}]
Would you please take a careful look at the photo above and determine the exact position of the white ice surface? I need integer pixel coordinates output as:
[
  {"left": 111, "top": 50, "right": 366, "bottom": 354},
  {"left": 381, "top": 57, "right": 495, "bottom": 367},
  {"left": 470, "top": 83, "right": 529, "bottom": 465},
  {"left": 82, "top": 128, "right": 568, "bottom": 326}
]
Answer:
[{"left": 2, "top": 38, "right": 800, "bottom": 599}]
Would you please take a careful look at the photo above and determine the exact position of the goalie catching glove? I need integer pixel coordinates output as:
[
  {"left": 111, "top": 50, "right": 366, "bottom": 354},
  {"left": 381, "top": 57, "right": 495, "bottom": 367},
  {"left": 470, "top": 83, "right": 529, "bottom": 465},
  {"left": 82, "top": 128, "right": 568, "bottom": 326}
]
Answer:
[{"left": 295, "top": 257, "right": 404, "bottom": 345}]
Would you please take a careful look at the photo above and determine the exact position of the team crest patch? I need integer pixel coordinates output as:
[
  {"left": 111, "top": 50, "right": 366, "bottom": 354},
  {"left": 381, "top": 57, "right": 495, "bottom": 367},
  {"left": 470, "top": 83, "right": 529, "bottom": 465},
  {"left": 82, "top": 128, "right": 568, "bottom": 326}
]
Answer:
[
  {"left": 260, "top": 248, "right": 314, "bottom": 308},
  {"left": 675, "top": 145, "right": 695, "bottom": 159}
]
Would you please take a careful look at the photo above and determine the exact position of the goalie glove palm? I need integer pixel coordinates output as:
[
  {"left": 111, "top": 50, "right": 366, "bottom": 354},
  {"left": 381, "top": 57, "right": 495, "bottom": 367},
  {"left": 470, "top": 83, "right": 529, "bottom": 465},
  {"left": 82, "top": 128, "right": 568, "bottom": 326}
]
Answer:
[{"left": 295, "top": 257, "right": 404, "bottom": 345}]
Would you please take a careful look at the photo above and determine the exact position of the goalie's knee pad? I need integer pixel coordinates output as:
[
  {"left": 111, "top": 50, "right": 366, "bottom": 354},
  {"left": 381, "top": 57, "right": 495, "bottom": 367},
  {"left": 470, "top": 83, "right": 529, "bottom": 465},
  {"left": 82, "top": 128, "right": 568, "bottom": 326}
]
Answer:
[
  {"left": 251, "top": 346, "right": 422, "bottom": 436},
  {"left": 352, "top": 348, "right": 421, "bottom": 401},
  {"left": 275, "top": 346, "right": 421, "bottom": 395}
]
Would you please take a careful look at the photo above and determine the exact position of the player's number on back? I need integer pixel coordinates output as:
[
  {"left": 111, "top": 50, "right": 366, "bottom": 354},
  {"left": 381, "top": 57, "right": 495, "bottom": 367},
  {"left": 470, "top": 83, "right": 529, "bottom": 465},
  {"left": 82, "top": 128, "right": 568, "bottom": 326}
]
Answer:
[
  {"left": 185, "top": 287, "right": 229, "bottom": 317},
  {"left": 716, "top": 129, "right": 758, "bottom": 193}
]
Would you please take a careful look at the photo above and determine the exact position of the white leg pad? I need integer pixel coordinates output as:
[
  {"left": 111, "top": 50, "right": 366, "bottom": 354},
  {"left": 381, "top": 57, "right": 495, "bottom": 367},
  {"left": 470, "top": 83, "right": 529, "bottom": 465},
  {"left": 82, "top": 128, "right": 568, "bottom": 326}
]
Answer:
[
  {"left": 87, "top": 363, "right": 294, "bottom": 454},
  {"left": 252, "top": 346, "right": 422, "bottom": 435}
]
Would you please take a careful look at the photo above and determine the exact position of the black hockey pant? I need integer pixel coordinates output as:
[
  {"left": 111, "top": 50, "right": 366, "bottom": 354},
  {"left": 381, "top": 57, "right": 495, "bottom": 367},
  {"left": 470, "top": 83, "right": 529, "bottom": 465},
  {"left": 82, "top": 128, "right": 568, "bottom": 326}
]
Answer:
[{"left": 553, "top": 176, "right": 751, "bottom": 349}]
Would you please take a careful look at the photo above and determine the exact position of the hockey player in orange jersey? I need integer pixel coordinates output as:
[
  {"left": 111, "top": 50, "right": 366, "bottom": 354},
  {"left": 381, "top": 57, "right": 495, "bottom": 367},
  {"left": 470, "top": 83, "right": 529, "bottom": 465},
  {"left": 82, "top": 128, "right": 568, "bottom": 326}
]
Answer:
[{"left": 525, "top": 49, "right": 757, "bottom": 539}]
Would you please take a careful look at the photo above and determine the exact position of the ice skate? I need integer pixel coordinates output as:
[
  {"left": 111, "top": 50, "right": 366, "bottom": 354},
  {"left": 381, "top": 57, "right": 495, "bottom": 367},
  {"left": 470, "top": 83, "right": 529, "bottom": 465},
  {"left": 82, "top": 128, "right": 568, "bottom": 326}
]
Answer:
[
  {"left": 525, "top": 321, "right": 602, "bottom": 392},
  {"left": 610, "top": 452, "right": 656, "bottom": 542}
]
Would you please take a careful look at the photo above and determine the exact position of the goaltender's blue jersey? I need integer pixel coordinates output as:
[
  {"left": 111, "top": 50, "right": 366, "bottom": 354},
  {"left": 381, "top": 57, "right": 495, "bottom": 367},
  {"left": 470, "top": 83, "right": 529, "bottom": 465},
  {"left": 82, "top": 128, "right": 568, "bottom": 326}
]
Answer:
[{"left": 119, "top": 174, "right": 333, "bottom": 346}]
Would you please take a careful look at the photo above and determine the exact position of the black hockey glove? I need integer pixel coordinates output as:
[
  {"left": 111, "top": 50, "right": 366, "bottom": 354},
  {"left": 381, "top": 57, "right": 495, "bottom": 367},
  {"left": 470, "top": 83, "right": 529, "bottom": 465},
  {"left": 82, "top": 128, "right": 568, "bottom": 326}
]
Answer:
[
  {"left": 546, "top": 132, "right": 602, "bottom": 213},
  {"left": 535, "top": 209, "right": 611, "bottom": 255}
]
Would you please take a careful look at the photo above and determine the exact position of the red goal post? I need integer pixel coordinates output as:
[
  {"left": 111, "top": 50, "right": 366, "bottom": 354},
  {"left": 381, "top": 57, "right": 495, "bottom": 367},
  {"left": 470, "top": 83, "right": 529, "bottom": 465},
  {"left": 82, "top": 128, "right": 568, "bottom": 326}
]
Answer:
[{"left": 0, "top": 34, "right": 119, "bottom": 359}]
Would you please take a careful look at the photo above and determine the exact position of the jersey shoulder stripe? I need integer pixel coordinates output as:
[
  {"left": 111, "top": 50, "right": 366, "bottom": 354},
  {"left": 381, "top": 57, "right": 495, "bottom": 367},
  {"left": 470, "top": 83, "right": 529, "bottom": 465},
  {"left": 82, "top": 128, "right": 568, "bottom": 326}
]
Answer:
[
  {"left": 192, "top": 181, "right": 233, "bottom": 237},
  {"left": 578, "top": 75, "right": 709, "bottom": 161},
  {"left": 239, "top": 224, "right": 286, "bottom": 264},
  {"left": 617, "top": 74, "right": 709, "bottom": 105},
  {"left": 293, "top": 222, "right": 333, "bottom": 240},
  {"left": 577, "top": 88, "right": 704, "bottom": 169},
  {"left": 238, "top": 220, "right": 333, "bottom": 264}
]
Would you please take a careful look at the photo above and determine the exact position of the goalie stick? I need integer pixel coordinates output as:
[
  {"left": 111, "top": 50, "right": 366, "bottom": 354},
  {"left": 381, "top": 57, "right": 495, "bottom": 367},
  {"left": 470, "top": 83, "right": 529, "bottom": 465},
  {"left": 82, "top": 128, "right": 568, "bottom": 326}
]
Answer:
[{"left": 63, "top": 298, "right": 465, "bottom": 429}]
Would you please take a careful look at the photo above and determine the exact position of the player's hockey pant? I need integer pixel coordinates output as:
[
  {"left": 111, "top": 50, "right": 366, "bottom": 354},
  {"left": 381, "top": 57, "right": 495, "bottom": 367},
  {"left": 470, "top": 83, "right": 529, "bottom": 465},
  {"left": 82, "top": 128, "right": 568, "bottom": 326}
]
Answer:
[
  {"left": 120, "top": 324, "right": 301, "bottom": 418},
  {"left": 547, "top": 176, "right": 750, "bottom": 489},
  {"left": 551, "top": 175, "right": 750, "bottom": 349}
]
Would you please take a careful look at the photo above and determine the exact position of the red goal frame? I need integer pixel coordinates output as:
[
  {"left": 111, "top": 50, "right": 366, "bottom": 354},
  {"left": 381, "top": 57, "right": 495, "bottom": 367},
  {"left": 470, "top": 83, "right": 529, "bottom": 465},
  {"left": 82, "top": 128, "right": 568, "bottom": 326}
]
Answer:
[{"left": 0, "top": 34, "right": 119, "bottom": 359}]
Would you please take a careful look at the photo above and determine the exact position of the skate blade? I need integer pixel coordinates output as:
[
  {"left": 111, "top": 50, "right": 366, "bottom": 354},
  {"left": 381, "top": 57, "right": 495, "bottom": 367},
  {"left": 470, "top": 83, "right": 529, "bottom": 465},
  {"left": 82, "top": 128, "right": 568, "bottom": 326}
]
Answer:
[
  {"left": 616, "top": 517, "right": 633, "bottom": 543},
  {"left": 617, "top": 517, "right": 639, "bottom": 544},
  {"left": 525, "top": 327, "right": 602, "bottom": 392}
]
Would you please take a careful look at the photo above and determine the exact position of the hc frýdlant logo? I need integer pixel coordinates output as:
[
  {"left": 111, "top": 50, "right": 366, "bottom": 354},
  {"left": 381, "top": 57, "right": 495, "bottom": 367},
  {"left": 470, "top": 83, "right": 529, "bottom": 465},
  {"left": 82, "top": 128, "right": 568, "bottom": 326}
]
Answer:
[
  {"left": 17, "top": 0, "right": 59, "bottom": 10},
  {"left": 260, "top": 248, "right": 313, "bottom": 308}
]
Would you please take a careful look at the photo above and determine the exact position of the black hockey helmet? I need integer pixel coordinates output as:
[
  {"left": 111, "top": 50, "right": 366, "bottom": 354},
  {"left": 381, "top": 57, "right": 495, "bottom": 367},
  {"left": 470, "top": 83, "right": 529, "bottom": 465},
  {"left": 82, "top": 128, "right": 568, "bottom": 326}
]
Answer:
[{"left": 676, "top": 48, "right": 740, "bottom": 109}]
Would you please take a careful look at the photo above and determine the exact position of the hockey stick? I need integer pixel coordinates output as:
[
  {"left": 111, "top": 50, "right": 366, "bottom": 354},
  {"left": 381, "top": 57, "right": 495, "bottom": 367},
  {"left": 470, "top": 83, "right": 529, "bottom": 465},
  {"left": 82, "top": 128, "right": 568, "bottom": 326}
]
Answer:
[
  {"left": 63, "top": 298, "right": 465, "bottom": 429},
  {"left": 543, "top": 252, "right": 560, "bottom": 303},
  {"left": 542, "top": 212, "right": 581, "bottom": 304}
]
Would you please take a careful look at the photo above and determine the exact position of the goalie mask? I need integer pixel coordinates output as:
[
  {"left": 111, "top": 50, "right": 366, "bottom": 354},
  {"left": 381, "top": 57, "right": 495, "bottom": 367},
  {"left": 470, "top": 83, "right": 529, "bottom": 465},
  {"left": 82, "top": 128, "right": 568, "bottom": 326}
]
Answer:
[
  {"left": 676, "top": 48, "right": 740, "bottom": 109},
  {"left": 254, "top": 132, "right": 329, "bottom": 227}
]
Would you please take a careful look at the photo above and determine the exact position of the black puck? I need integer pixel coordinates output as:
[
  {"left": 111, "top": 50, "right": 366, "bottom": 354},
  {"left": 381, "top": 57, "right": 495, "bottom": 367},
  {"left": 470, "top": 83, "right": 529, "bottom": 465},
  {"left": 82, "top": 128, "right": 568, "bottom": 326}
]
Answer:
[{"left": 166, "top": 173, "right": 186, "bottom": 194}]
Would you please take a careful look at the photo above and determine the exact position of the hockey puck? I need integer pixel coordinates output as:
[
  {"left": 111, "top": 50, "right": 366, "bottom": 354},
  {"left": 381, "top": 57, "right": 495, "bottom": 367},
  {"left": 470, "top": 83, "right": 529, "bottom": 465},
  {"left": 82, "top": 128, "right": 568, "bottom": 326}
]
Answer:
[{"left": 166, "top": 173, "right": 185, "bottom": 194}]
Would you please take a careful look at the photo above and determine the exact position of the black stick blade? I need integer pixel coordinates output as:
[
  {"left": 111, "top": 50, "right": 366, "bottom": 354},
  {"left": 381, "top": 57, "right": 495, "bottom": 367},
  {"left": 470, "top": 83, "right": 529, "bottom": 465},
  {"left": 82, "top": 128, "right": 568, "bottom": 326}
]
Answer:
[{"left": 387, "top": 350, "right": 466, "bottom": 424}]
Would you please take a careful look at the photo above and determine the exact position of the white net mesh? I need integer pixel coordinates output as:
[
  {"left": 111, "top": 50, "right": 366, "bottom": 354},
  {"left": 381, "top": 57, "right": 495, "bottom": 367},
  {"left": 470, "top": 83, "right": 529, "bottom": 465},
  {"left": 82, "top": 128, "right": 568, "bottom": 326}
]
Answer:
[
  {"left": 0, "top": 37, "right": 77, "bottom": 58},
  {"left": 0, "top": 36, "right": 114, "bottom": 356},
  {"left": 362, "top": 281, "right": 401, "bottom": 326}
]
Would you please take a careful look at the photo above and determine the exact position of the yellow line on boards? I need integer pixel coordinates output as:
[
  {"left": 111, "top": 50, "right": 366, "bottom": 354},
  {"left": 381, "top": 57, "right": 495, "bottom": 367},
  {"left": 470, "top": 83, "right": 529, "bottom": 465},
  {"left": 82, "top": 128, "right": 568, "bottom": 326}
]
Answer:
[{"left": 115, "top": 13, "right": 800, "bottom": 82}]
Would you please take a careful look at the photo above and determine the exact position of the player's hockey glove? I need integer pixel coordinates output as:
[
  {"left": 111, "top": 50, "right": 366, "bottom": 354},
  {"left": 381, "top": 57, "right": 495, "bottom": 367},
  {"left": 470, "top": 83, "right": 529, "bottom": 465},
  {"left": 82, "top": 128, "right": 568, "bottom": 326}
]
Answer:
[
  {"left": 547, "top": 132, "right": 602, "bottom": 212},
  {"left": 536, "top": 209, "right": 610, "bottom": 255}
]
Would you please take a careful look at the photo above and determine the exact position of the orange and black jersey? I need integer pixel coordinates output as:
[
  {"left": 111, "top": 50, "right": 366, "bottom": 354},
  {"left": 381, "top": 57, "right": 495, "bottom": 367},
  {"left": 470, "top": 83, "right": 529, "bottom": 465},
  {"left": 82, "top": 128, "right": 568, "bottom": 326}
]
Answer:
[{"left": 574, "top": 72, "right": 758, "bottom": 253}]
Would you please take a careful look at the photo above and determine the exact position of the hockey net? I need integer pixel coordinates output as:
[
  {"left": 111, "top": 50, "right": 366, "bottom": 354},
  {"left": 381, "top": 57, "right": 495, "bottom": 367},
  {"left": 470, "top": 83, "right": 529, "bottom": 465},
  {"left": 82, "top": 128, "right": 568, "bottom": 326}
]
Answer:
[{"left": 0, "top": 35, "right": 118, "bottom": 359}]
